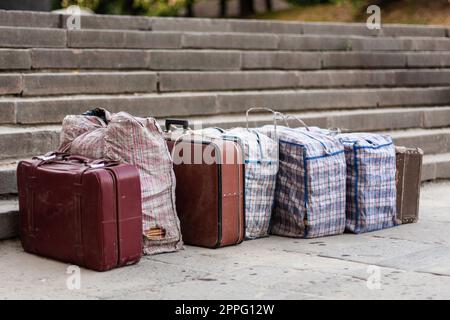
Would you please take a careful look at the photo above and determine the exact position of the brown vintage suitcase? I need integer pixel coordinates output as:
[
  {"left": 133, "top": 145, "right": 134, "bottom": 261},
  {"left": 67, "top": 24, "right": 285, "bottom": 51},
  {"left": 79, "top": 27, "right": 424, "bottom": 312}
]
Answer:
[
  {"left": 164, "top": 120, "right": 245, "bottom": 248},
  {"left": 17, "top": 153, "right": 142, "bottom": 271},
  {"left": 396, "top": 146, "right": 423, "bottom": 224}
]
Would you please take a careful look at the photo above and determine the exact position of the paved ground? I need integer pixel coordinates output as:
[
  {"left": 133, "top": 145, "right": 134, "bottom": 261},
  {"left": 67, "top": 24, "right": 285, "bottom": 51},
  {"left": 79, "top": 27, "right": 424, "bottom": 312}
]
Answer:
[{"left": 1, "top": 180, "right": 450, "bottom": 300}]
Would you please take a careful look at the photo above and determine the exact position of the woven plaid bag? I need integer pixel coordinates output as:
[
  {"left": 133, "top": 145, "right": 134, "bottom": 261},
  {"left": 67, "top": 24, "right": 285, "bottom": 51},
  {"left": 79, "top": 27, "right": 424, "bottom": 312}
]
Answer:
[
  {"left": 59, "top": 113, "right": 107, "bottom": 151},
  {"left": 105, "top": 113, "right": 182, "bottom": 254},
  {"left": 224, "top": 127, "right": 278, "bottom": 239},
  {"left": 257, "top": 125, "right": 347, "bottom": 238},
  {"left": 69, "top": 128, "right": 106, "bottom": 160},
  {"left": 336, "top": 132, "right": 397, "bottom": 233},
  {"left": 59, "top": 110, "right": 183, "bottom": 255}
]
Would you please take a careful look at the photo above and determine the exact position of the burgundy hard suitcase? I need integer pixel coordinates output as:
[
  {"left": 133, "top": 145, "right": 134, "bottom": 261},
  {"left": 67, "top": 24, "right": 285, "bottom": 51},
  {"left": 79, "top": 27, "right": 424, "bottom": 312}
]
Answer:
[
  {"left": 164, "top": 120, "right": 245, "bottom": 248},
  {"left": 396, "top": 146, "right": 423, "bottom": 224},
  {"left": 17, "top": 153, "right": 142, "bottom": 271}
]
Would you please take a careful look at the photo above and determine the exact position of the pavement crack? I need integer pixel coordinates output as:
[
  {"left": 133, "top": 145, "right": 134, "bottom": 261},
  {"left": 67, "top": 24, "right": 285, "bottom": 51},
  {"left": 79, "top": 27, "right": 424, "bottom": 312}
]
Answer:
[
  {"left": 413, "top": 270, "right": 450, "bottom": 278},
  {"left": 370, "top": 234, "right": 446, "bottom": 246},
  {"left": 316, "top": 254, "right": 407, "bottom": 272}
]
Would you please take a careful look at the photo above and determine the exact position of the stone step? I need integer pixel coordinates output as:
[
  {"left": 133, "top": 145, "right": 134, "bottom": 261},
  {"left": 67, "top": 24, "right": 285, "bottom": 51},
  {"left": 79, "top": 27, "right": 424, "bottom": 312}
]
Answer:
[
  {"left": 20, "top": 72, "right": 158, "bottom": 96},
  {"left": 422, "top": 152, "right": 450, "bottom": 181},
  {"left": 2, "top": 49, "right": 450, "bottom": 71},
  {"left": 0, "top": 10, "right": 60, "bottom": 28},
  {"left": 281, "top": 35, "right": 450, "bottom": 52},
  {"left": 66, "top": 29, "right": 450, "bottom": 51},
  {"left": 0, "top": 49, "right": 31, "bottom": 70},
  {"left": 0, "top": 9, "right": 149, "bottom": 30},
  {"left": 389, "top": 128, "right": 450, "bottom": 154},
  {"left": 30, "top": 48, "right": 152, "bottom": 70},
  {"left": 0, "top": 27, "right": 66, "bottom": 48},
  {"left": 150, "top": 18, "right": 449, "bottom": 38},
  {"left": 0, "top": 74, "right": 21, "bottom": 95},
  {"left": 242, "top": 51, "right": 450, "bottom": 70},
  {"left": 0, "top": 197, "right": 19, "bottom": 240},
  {"left": 216, "top": 87, "right": 450, "bottom": 114},
  {"left": 1, "top": 149, "right": 449, "bottom": 240},
  {"left": 2, "top": 106, "right": 450, "bottom": 194},
  {"left": 0, "top": 125, "right": 61, "bottom": 160},
  {"left": 0, "top": 160, "right": 18, "bottom": 195},
  {"left": 29, "top": 49, "right": 242, "bottom": 71},
  {"left": 187, "top": 106, "right": 450, "bottom": 132},
  {"left": 1, "top": 10, "right": 448, "bottom": 38},
  {"left": 406, "top": 52, "right": 450, "bottom": 68},
  {"left": 4, "top": 26, "right": 449, "bottom": 52},
  {"left": 158, "top": 69, "right": 450, "bottom": 92},
  {"left": 67, "top": 30, "right": 182, "bottom": 50},
  {"left": 2, "top": 69, "right": 450, "bottom": 97},
  {"left": 62, "top": 13, "right": 150, "bottom": 31},
  {"left": 2, "top": 87, "right": 449, "bottom": 125},
  {"left": 319, "top": 52, "right": 450, "bottom": 69}
]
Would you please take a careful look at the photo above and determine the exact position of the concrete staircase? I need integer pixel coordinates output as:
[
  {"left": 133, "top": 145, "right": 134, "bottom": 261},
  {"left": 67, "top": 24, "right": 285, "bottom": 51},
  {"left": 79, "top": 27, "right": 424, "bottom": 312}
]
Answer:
[{"left": 1, "top": 9, "right": 450, "bottom": 239}]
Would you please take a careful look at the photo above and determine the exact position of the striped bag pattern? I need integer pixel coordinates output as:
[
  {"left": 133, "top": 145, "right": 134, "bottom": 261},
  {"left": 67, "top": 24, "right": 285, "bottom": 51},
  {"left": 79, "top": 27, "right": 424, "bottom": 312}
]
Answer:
[
  {"left": 105, "top": 113, "right": 182, "bottom": 254},
  {"left": 69, "top": 128, "right": 106, "bottom": 160},
  {"left": 60, "top": 111, "right": 183, "bottom": 255},
  {"left": 257, "top": 126, "right": 347, "bottom": 238},
  {"left": 224, "top": 128, "right": 278, "bottom": 239},
  {"left": 59, "top": 115, "right": 106, "bottom": 152},
  {"left": 336, "top": 132, "right": 397, "bottom": 233}
]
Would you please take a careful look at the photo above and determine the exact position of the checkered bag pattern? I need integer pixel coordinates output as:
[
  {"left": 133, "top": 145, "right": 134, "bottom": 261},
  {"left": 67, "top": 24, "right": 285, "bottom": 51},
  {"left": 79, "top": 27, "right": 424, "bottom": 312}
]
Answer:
[
  {"left": 59, "top": 115, "right": 106, "bottom": 151},
  {"left": 257, "top": 126, "right": 347, "bottom": 238},
  {"left": 69, "top": 128, "right": 106, "bottom": 160},
  {"left": 59, "top": 111, "right": 183, "bottom": 255},
  {"left": 225, "top": 128, "right": 278, "bottom": 239},
  {"left": 337, "top": 133, "right": 397, "bottom": 233},
  {"left": 105, "top": 113, "right": 182, "bottom": 254}
]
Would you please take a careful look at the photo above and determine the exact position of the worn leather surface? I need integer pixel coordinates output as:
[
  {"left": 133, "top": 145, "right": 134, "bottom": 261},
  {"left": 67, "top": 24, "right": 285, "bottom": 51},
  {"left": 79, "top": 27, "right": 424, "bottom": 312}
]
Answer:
[
  {"left": 396, "top": 147, "right": 423, "bottom": 224},
  {"left": 17, "top": 159, "right": 142, "bottom": 271},
  {"left": 167, "top": 136, "right": 245, "bottom": 248}
]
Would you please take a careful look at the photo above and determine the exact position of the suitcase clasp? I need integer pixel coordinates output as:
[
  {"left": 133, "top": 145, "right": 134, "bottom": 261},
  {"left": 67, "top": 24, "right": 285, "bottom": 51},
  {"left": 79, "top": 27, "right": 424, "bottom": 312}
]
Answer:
[
  {"left": 37, "top": 155, "right": 57, "bottom": 161},
  {"left": 89, "top": 163, "right": 105, "bottom": 169}
]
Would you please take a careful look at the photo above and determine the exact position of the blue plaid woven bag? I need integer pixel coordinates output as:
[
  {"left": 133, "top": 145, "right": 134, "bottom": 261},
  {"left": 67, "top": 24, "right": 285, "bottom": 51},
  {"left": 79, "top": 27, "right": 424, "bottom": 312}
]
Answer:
[
  {"left": 224, "top": 128, "right": 279, "bottom": 239},
  {"left": 257, "top": 126, "right": 347, "bottom": 238},
  {"left": 336, "top": 133, "right": 397, "bottom": 233}
]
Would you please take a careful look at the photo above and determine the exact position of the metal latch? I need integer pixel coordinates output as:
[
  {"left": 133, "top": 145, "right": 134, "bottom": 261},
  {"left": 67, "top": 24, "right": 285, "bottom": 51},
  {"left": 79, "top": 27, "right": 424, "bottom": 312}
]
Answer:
[
  {"left": 37, "top": 155, "right": 56, "bottom": 161},
  {"left": 89, "top": 163, "right": 105, "bottom": 169}
]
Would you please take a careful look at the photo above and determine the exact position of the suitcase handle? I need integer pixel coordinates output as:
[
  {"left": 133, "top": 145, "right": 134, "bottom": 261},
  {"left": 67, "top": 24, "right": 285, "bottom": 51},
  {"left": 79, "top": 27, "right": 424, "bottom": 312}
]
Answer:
[
  {"left": 59, "top": 157, "right": 121, "bottom": 169},
  {"left": 165, "top": 119, "right": 189, "bottom": 131},
  {"left": 65, "top": 155, "right": 92, "bottom": 163},
  {"left": 34, "top": 153, "right": 91, "bottom": 164},
  {"left": 33, "top": 153, "right": 120, "bottom": 168},
  {"left": 88, "top": 159, "right": 121, "bottom": 168},
  {"left": 33, "top": 151, "right": 70, "bottom": 162}
]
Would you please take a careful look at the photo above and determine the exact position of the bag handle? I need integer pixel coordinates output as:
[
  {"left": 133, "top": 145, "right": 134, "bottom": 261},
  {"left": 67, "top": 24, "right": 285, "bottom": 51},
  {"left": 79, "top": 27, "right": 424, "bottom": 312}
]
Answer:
[
  {"left": 165, "top": 119, "right": 190, "bottom": 132},
  {"left": 283, "top": 114, "right": 310, "bottom": 131},
  {"left": 82, "top": 107, "right": 109, "bottom": 125},
  {"left": 245, "top": 107, "right": 284, "bottom": 144},
  {"left": 209, "top": 127, "right": 225, "bottom": 133},
  {"left": 245, "top": 107, "right": 281, "bottom": 131}
]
